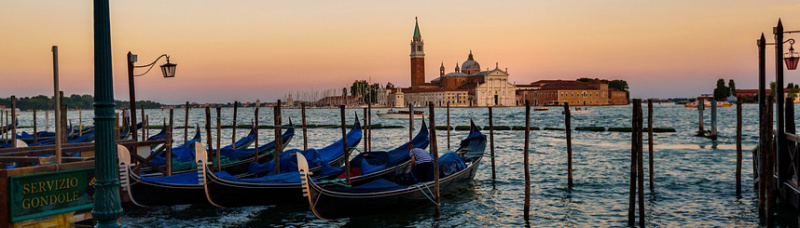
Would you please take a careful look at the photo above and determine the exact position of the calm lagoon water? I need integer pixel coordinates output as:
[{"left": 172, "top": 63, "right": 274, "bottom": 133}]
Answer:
[{"left": 10, "top": 104, "right": 776, "bottom": 226}]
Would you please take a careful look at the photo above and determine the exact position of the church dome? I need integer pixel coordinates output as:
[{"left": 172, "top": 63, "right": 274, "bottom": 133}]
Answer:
[{"left": 461, "top": 51, "right": 481, "bottom": 73}]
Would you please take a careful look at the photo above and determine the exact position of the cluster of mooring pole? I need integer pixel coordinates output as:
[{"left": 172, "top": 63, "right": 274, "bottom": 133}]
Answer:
[
  {"left": 754, "top": 19, "right": 800, "bottom": 226},
  {"left": 628, "top": 99, "right": 645, "bottom": 227}
]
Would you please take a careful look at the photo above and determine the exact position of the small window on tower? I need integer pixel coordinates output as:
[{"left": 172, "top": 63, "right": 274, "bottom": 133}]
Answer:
[{"left": 417, "top": 46, "right": 423, "bottom": 51}]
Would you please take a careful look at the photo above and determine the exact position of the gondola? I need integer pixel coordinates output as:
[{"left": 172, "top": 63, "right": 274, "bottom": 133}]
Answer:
[
  {"left": 201, "top": 118, "right": 365, "bottom": 207},
  {"left": 299, "top": 120, "right": 486, "bottom": 219},
  {"left": 117, "top": 126, "right": 295, "bottom": 206}
]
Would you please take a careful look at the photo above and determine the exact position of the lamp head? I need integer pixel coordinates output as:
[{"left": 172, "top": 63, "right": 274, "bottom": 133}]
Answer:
[{"left": 160, "top": 56, "right": 177, "bottom": 78}]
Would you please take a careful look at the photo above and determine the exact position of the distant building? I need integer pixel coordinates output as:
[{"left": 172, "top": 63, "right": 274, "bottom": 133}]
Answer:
[
  {"left": 388, "top": 18, "right": 517, "bottom": 107},
  {"left": 517, "top": 80, "right": 628, "bottom": 106},
  {"left": 316, "top": 96, "right": 360, "bottom": 106}
]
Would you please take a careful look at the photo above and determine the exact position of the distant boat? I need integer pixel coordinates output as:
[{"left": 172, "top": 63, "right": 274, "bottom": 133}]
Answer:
[
  {"left": 685, "top": 100, "right": 732, "bottom": 108},
  {"left": 377, "top": 109, "right": 428, "bottom": 119},
  {"left": 562, "top": 107, "right": 594, "bottom": 115},
  {"left": 533, "top": 106, "right": 549, "bottom": 111}
]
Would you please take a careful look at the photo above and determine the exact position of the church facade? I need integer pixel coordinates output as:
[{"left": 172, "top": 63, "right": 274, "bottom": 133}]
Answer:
[{"left": 388, "top": 19, "right": 517, "bottom": 107}]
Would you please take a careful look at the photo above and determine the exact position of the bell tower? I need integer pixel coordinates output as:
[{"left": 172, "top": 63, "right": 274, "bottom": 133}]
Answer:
[{"left": 410, "top": 17, "right": 425, "bottom": 87}]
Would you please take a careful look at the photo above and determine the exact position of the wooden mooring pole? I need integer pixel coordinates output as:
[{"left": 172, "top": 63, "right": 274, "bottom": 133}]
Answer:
[
  {"left": 368, "top": 96, "right": 372, "bottom": 152},
  {"left": 489, "top": 106, "right": 496, "bottom": 184},
  {"left": 636, "top": 100, "right": 646, "bottom": 227},
  {"left": 523, "top": 100, "right": 531, "bottom": 221},
  {"left": 409, "top": 103, "right": 414, "bottom": 141},
  {"left": 698, "top": 97, "right": 704, "bottom": 133},
  {"left": 446, "top": 102, "right": 451, "bottom": 150},
  {"left": 629, "top": 99, "right": 640, "bottom": 226},
  {"left": 184, "top": 101, "right": 189, "bottom": 144},
  {"left": 215, "top": 107, "right": 222, "bottom": 172},
  {"left": 564, "top": 103, "right": 573, "bottom": 188},
  {"left": 11, "top": 96, "right": 17, "bottom": 148},
  {"left": 205, "top": 106, "right": 212, "bottom": 159},
  {"left": 647, "top": 99, "right": 654, "bottom": 191},
  {"left": 765, "top": 96, "right": 775, "bottom": 226},
  {"left": 339, "top": 105, "right": 350, "bottom": 185},
  {"left": 301, "top": 102, "right": 308, "bottom": 150},
  {"left": 428, "top": 102, "right": 441, "bottom": 218},
  {"left": 363, "top": 108, "right": 368, "bottom": 153},
  {"left": 274, "top": 100, "right": 283, "bottom": 174},
  {"left": 253, "top": 102, "right": 260, "bottom": 160},
  {"left": 232, "top": 101, "right": 238, "bottom": 150},
  {"left": 710, "top": 100, "right": 717, "bottom": 139},
  {"left": 33, "top": 109, "right": 38, "bottom": 143},
  {"left": 736, "top": 98, "right": 742, "bottom": 196},
  {"left": 167, "top": 108, "right": 174, "bottom": 176}
]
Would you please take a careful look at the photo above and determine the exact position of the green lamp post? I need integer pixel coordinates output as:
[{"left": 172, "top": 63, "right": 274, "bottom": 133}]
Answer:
[{"left": 92, "top": 0, "right": 123, "bottom": 227}]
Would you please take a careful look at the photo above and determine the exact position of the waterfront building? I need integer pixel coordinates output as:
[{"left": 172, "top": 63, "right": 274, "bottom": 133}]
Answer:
[
  {"left": 388, "top": 19, "right": 517, "bottom": 107},
  {"left": 517, "top": 80, "right": 628, "bottom": 106}
]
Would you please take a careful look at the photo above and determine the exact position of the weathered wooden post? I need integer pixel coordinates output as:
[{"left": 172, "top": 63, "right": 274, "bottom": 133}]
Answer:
[
  {"left": 33, "top": 109, "right": 38, "bottom": 143},
  {"left": 340, "top": 105, "right": 350, "bottom": 185},
  {"left": 523, "top": 100, "right": 531, "bottom": 221},
  {"left": 368, "top": 95, "right": 372, "bottom": 151},
  {"left": 488, "top": 106, "right": 496, "bottom": 184},
  {"left": 301, "top": 102, "right": 308, "bottom": 150},
  {"left": 736, "top": 98, "right": 743, "bottom": 196},
  {"left": 10, "top": 96, "right": 17, "bottom": 148},
  {"left": 253, "top": 102, "right": 260, "bottom": 160},
  {"left": 184, "top": 101, "right": 190, "bottom": 144},
  {"left": 167, "top": 108, "right": 174, "bottom": 176},
  {"left": 697, "top": 97, "right": 704, "bottom": 133},
  {"left": 141, "top": 107, "right": 145, "bottom": 138},
  {"left": 446, "top": 102, "right": 451, "bottom": 150},
  {"left": 647, "top": 99, "right": 654, "bottom": 191},
  {"left": 274, "top": 100, "right": 283, "bottom": 174},
  {"left": 364, "top": 107, "right": 368, "bottom": 153},
  {"left": 711, "top": 100, "right": 717, "bottom": 139},
  {"left": 409, "top": 103, "right": 414, "bottom": 140},
  {"left": 232, "top": 101, "right": 238, "bottom": 150},
  {"left": 216, "top": 107, "right": 222, "bottom": 172},
  {"left": 635, "top": 100, "right": 645, "bottom": 227},
  {"left": 145, "top": 115, "right": 149, "bottom": 139},
  {"left": 765, "top": 96, "right": 775, "bottom": 226},
  {"left": 78, "top": 107, "right": 82, "bottom": 136},
  {"left": 564, "top": 103, "right": 573, "bottom": 188},
  {"left": 428, "top": 102, "right": 441, "bottom": 218},
  {"left": 629, "top": 99, "right": 639, "bottom": 226},
  {"left": 205, "top": 106, "right": 212, "bottom": 160}
]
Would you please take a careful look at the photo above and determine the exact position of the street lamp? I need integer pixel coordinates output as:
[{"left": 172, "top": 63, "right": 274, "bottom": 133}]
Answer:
[
  {"left": 127, "top": 52, "right": 177, "bottom": 140},
  {"left": 785, "top": 40, "right": 799, "bottom": 70}
]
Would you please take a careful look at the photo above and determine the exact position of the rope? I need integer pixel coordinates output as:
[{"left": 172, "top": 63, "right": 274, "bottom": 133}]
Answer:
[{"left": 414, "top": 183, "right": 440, "bottom": 206}]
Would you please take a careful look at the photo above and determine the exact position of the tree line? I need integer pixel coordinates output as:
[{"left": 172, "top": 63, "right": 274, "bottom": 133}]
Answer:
[{"left": 0, "top": 94, "right": 163, "bottom": 110}]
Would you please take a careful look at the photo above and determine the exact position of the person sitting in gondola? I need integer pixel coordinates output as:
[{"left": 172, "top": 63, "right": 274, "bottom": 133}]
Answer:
[{"left": 407, "top": 144, "right": 434, "bottom": 182}]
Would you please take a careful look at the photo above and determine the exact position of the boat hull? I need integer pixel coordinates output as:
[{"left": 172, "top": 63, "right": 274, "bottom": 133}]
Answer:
[{"left": 306, "top": 158, "right": 481, "bottom": 219}]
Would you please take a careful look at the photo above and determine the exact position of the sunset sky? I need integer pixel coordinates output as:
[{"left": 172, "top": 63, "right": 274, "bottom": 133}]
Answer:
[{"left": 1, "top": 0, "right": 800, "bottom": 104}]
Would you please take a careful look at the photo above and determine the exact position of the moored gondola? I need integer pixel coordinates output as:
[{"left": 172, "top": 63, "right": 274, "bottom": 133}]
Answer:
[
  {"left": 202, "top": 118, "right": 364, "bottom": 207},
  {"left": 117, "top": 126, "right": 294, "bottom": 206},
  {"left": 299, "top": 120, "right": 486, "bottom": 219}
]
